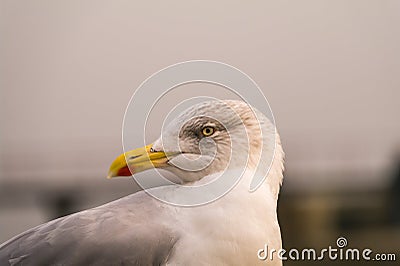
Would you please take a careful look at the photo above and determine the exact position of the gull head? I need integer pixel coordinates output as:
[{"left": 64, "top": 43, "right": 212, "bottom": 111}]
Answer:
[{"left": 108, "top": 100, "right": 283, "bottom": 191}]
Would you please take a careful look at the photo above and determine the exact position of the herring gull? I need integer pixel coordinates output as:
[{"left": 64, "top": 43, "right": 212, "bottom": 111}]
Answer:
[{"left": 0, "top": 100, "right": 284, "bottom": 265}]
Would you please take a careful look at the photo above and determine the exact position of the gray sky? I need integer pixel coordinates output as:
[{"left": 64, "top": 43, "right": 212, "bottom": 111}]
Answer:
[{"left": 1, "top": 0, "right": 399, "bottom": 188}]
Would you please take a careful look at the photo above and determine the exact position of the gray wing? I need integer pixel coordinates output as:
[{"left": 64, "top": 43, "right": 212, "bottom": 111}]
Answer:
[{"left": 0, "top": 192, "right": 179, "bottom": 266}]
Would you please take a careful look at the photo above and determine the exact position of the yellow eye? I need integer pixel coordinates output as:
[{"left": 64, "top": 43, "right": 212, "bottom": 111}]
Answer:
[{"left": 202, "top": 126, "right": 215, "bottom": 136}]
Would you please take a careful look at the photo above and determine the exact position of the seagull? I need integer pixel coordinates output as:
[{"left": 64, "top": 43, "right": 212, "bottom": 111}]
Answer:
[{"left": 0, "top": 100, "right": 284, "bottom": 265}]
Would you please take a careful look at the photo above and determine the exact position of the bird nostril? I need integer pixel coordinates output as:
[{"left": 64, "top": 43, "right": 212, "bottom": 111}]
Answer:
[{"left": 129, "top": 155, "right": 141, "bottom": 160}]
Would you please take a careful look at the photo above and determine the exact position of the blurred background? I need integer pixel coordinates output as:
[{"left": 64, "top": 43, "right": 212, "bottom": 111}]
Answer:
[{"left": 1, "top": 1, "right": 399, "bottom": 265}]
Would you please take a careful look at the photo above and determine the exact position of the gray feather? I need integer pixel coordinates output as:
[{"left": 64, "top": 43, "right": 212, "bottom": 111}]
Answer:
[{"left": 0, "top": 192, "right": 179, "bottom": 266}]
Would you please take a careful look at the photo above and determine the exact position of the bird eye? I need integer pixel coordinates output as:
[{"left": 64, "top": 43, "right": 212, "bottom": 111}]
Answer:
[{"left": 201, "top": 126, "right": 215, "bottom": 137}]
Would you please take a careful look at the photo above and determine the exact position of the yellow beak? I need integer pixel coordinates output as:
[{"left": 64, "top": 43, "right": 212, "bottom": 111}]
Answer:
[{"left": 107, "top": 144, "right": 168, "bottom": 179}]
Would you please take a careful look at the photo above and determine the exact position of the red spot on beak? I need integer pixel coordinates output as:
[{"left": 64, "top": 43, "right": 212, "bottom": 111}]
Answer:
[{"left": 117, "top": 166, "right": 134, "bottom": 176}]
